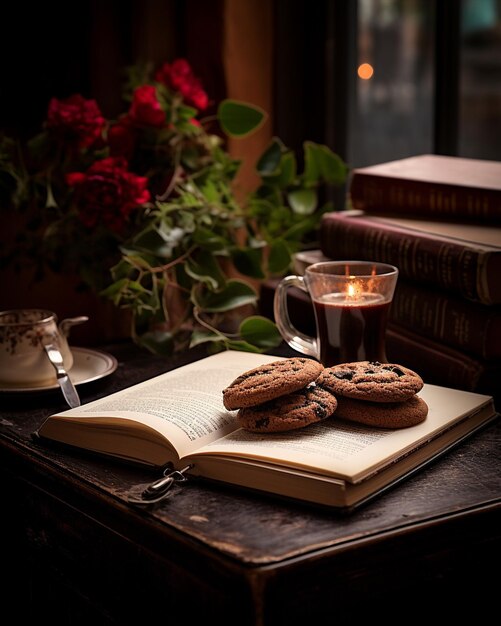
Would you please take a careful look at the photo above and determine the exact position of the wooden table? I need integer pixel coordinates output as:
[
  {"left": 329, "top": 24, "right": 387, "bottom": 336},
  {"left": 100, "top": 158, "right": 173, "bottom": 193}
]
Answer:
[{"left": 1, "top": 342, "right": 500, "bottom": 625}]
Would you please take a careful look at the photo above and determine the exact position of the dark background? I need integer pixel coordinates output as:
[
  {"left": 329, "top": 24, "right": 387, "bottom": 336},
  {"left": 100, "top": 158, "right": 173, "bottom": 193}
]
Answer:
[{"left": 0, "top": 0, "right": 227, "bottom": 138}]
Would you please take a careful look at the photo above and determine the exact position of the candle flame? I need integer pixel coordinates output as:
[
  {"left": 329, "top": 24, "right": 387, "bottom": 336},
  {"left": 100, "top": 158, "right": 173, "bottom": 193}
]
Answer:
[{"left": 347, "top": 283, "right": 356, "bottom": 297}]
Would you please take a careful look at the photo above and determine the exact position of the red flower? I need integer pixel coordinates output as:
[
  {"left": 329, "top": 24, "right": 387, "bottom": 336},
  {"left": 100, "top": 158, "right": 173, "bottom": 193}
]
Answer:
[
  {"left": 46, "top": 94, "right": 105, "bottom": 149},
  {"left": 129, "top": 85, "right": 166, "bottom": 128},
  {"left": 188, "top": 88, "right": 209, "bottom": 111},
  {"left": 108, "top": 116, "right": 136, "bottom": 159},
  {"left": 155, "top": 58, "right": 209, "bottom": 111},
  {"left": 66, "top": 157, "right": 150, "bottom": 232}
]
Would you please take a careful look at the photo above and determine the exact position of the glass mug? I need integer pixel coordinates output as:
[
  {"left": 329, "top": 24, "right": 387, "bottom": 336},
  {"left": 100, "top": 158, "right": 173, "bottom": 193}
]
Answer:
[{"left": 274, "top": 261, "right": 399, "bottom": 366}]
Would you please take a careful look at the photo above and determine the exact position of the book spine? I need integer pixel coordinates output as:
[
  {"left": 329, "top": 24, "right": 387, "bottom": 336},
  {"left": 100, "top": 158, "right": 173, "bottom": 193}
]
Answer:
[
  {"left": 349, "top": 173, "right": 501, "bottom": 222},
  {"left": 390, "top": 282, "right": 501, "bottom": 360},
  {"left": 319, "top": 213, "right": 491, "bottom": 304},
  {"left": 385, "top": 325, "right": 499, "bottom": 395}
]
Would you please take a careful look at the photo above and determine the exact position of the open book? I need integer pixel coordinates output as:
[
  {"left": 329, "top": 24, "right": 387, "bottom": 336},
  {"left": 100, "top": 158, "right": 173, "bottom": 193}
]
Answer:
[{"left": 36, "top": 350, "right": 498, "bottom": 509}]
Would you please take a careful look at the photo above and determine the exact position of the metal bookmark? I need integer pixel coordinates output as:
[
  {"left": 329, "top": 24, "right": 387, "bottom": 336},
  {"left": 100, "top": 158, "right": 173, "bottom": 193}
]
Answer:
[{"left": 127, "top": 464, "right": 192, "bottom": 506}]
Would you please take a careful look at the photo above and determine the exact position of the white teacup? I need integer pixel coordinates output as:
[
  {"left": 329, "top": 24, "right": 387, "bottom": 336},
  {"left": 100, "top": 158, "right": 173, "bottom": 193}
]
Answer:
[{"left": 0, "top": 309, "right": 88, "bottom": 386}]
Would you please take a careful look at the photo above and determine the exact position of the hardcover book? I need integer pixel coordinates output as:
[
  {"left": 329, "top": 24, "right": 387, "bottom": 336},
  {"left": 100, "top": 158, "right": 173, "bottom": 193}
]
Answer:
[
  {"left": 319, "top": 210, "right": 501, "bottom": 305},
  {"left": 386, "top": 325, "right": 501, "bottom": 399},
  {"left": 36, "top": 350, "right": 497, "bottom": 510},
  {"left": 349, "top": 154, "right": 501, "bottom": 223},
  {"left": 390, "top": 280, "right": 501, "bottom": 360}
]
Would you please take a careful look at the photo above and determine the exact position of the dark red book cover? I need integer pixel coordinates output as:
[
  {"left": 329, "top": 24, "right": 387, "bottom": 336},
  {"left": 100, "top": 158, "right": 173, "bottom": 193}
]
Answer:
[
  {"left": 319, "top": 210, "right": 501, "bottom": 305},
  {"left": 349, "top": 154, "right": 501, "bottom": 223}
]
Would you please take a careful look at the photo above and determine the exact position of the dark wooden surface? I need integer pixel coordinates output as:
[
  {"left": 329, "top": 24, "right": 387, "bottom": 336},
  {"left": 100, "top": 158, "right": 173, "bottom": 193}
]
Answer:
[{"left": 1, "top": 341, "right": 500, "bottom": 625}]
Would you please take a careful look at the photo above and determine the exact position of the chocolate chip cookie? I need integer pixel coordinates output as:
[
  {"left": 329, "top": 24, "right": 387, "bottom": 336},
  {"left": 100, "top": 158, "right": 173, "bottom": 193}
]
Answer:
[
  {"left": 334, "top": 394, "right": 429, "bottom": 429},
  {"left": 222, "top": 357, "right": 324, "bottom": 410},
  {"left": 237, "top": 384, "right": 338, "bottom": 433},
  {"left": 317, "top": 361, "right": 424, "bottom": 403}
]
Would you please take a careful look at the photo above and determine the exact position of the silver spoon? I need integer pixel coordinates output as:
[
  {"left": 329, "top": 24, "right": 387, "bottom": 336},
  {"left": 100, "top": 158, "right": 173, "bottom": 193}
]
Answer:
[{"left": 44, "top": 342, "right": 81, "bottom": 408}]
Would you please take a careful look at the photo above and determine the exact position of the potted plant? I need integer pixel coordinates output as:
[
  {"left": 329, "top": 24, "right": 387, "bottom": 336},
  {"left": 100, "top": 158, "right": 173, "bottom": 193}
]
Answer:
[{"left": 0, "top": 58, "right": 348, "bottom": 355}]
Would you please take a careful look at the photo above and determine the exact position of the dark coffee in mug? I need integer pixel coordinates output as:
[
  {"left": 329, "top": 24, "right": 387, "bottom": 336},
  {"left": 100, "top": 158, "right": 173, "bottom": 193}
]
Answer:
[{"left": 313, "top": 293, "right": 391, "bottom": 366}]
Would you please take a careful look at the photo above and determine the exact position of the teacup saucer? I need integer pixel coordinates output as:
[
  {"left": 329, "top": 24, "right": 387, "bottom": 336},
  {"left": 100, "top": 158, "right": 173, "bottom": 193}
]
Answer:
[{"left": 0, "top": 347, "right": 118, "bottom": 393}]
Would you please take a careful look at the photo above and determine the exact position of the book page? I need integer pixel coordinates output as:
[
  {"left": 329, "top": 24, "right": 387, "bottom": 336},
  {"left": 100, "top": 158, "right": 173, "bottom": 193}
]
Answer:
[
  {"left": 191, "top": 384, "right": 493, "bottom": 482},
  {"left": 47, "top": 351, "right": 284, "bottom": 458}
]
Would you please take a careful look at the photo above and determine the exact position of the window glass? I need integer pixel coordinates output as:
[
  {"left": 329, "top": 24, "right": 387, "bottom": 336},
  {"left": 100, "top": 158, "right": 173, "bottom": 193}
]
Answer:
[
  {"left": 459, "top": 0, "right": 501, "bottom": 159},
  {"left": 349, "top": 0, "right": 433, "bottom": 166},
  {"left": 348, "top": 0, "right": 501, "bottom": 166},
  {"left": 351, "top": 0, "right": 434, "bottom": 167}
]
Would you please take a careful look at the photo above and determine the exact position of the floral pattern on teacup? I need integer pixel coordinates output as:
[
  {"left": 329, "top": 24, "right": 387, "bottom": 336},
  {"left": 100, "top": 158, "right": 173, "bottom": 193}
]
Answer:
[{"left": 0, "top": 310, "right": 57, "bottom": 355}]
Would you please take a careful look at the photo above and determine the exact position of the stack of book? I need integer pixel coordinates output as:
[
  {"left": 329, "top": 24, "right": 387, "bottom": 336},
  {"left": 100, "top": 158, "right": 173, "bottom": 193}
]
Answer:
[
  {"left": 318, "top": 154, "right": 501, "bottom": 398},
  {"left": 259, "top": 154, "right": 501, "bottom": 399}
]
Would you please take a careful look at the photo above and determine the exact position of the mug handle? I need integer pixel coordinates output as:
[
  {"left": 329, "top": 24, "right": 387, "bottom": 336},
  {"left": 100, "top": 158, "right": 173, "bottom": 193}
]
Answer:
[{"left": 273, "top": 275, "right": 318, "bottom": 359}]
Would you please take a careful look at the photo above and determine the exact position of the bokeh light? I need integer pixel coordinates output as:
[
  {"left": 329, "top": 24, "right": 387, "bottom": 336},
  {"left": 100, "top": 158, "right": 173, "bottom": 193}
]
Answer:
[{"left": 358, "top": 63, "right": 374, "bottom": 79}]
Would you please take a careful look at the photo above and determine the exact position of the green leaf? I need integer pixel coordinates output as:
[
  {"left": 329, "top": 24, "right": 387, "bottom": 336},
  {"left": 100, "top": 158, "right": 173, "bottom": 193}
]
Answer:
[
  {"left": 177, "top": 210, "right": 196, "bottom": 233},
  {"left": 189, "top": 329, "right": 225, "bottom": 348},
  {"left": 225, "top": 340, "right": 262, "bottom": 353},
  {"left": 256, "top": 138, "right": 283, "bottom": 176},
  {"left": 287, "top": 189, "right": 318, "bottom": 215},
  {"left": 136, "top": 329, "right": 174, "bottom": 356},
  {"left": 303, "top": 141, "right": 348, "bottom": 186},
  {"left": 117, "top": 251, "right": 157, "bottom": 271},
  {"left": 255, "top": 184, "right": 282, "bottom": 207},
  {"left": 303, "top": 141, "right": 322, "bottom": 185},
  {"left": 133, "top": 226, "right": 183, "bottom": 257},
  {"left": 239, "top": 316, "right": 283, "bottom": 349},
  {"left": 176, "top": 103, "right": 198, "bottom": 121},
  {"left": 316, "top": 144, "right": 348, "bottom": 186},
  {"left": 185, "top": 250, "right": 226, "bottom": 289},
  {"left": 134, "top": 300, "right": 165, "bottom": 325},
  {"left": 192, "top": 227, "right": 229, "bottom": 252},
  {"left": 175, "top": 261, "right": 193, "bottom": 291},
  {"left": 231, "top": 247, "right": 265, "bottom": 279},
  {"left": 124, "top": 280, "right": 152, "bottom": 295},
  {"left": 282, "top": 214, "right": 319, "bottom": 241},
  {"left": 218, "top": 100, "right": 267, "bottom": 137},
  {"left": 267, "top": 239, "right": 292, "bottom": 274},
  {"left": 258, "top": 149, "right": 297, "bottom": 189},
  {"left": 100, "top": 278, "right": 129, "bottom": 303},
  {"left": 274, "top": 151, "right": 297, "bottom": 188},
  {"left": 247, "top": 198, "right": 275, "bottom": 219},
  {"left": 200, "top": 179, "right": 219, "bottom": 203},
  {"left": 110, "top": 259, "right": 134, "bottom": 281},
  {"left": 194, "top": 279, "right": 257, "bottom": 312}
]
